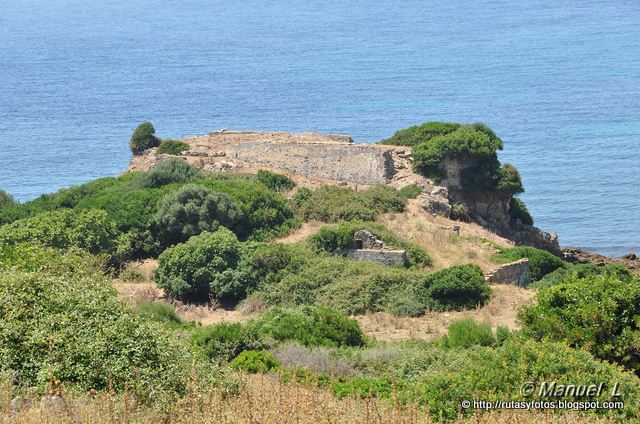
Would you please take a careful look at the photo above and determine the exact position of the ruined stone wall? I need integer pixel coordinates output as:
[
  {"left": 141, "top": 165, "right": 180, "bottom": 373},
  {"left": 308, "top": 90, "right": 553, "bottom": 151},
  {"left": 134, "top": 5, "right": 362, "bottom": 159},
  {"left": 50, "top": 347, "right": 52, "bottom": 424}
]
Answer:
[
  {"left": 346, "top": 249, "right": 408, "bottom": 266},
  {"left": 485, "top": 258, "right": 532, "bottom": 287},
  {"left": 226, "top": 142, "right": 395, "bottom": 185}
]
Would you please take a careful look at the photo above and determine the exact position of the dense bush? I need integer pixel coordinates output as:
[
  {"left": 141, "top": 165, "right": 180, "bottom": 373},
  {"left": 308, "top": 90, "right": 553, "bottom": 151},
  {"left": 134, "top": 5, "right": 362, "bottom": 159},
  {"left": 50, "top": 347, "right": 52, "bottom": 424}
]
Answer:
[
  {"left": 139, "top": 159, "right": 201, "bottom": 188},
  {"left": 412, "top": 124, "right": 503, "bottom": 179},
  {"left": 0, "top": 208, "right": 120, "bottom": 257},
  {"left": 156, "top": 229, "right": 244, "bottom": 301},
  {"left": 509, "top": 196, "right": 533, "bottom": 225},
  {"left": 519, "top": 272, "right": 640, "bottom": 373},
  {"left": 0, "top": 269, "right": 232, "bottom": 401},
  {"left": 441, "top": 318, "right": 495, "bottom": 348},
  {"left": 0, "top": 189, "right": 14, "bottom": 209},
  {"left": 231, "top": 350, "right": 280, "bottom": 373},
  {"left": 129, "top": 122, "right": 160, "bottom": 155},
  {"left": 256, "top": 254, "right": 424, "bottom": 315},
  {"left": 257, "top": 170, "right": 296, "bottom": 192},
  {"left": 496, "top": 163, "right": 524, "bottom": 195},
  {"left": 0, "top": 243, "right": 104, "bottom": 278},
  {"left": 198, "top": 176, "right": 296, "bottom": 241},
  {"left": 136, "top": 301, "right": 184, "bottom": 326},
  {"left": 380, "top": 122, "right": 460, "bottom": 146},
  {"left": 156, "top": 139, "right": 190, "bottom": 155},
  {"left": 307, "top": 221, "right": 432, "bottom": 268},
  {"left": 192, "top": 322, "right": 268, "bottom": 361},
  {"left": 416, "top": 338, "right": 640, "bottom": 420},
  {"left": 153, "top": 184, "right": 242, "bottom": 247},
  {"left": 492, "top": 246, "right": 568, "bottom": 281},
  {"left": 420, "top": 264, "right": 491, "bottom": 311},
  {"left": 254, "top": 306, "right": 367, "bottom": 347},
  {"left": 294, "top": 185, "right": 408, "bottom": 223},
  {"left": 532, "top": 263, "right": 632, "bottom": 289}
]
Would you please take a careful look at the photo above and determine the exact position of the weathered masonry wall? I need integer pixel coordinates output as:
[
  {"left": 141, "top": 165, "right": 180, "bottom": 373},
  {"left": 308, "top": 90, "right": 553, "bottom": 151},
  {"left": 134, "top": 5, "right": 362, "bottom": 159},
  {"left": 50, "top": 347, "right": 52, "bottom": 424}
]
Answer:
[
  {"left": 226, "top": 142, "right": 395, "bottom": 185},
  {"left": 346, "top": 249, "right": 408, "bottom": 266},
  {"left": 485, "top": 259, "right": 532, "bottom": 287}
]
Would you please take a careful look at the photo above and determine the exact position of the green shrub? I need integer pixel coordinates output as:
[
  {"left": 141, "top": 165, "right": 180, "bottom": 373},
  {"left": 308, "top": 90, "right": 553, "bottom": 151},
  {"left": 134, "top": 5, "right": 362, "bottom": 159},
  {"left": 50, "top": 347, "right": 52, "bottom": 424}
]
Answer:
[
  {"left": 0, "top": 208, "right": 120, "bottom": 257},
  {"left": 398, "top": 183, "right": 422, "bottom": 199},
  {"left": 0, "top": 189, "right": 15, "bottom": 209},
  {"left": 450, "top": 202, "right": 470, "bottom": 222},
  {"left": 421, "top": 264, "right": 491, "bottom": 311},
  {"left": 156, "top": 139, "right": 189, "bottom": 155},
  {"left": 386, "top": 289, "right": 425, "bottom": 317},
  {"left": 509, "top": 197, "right": 533, "bottom": 225},
  {"left": 139, "top": 158, "right": 201, "bottom": 188},
  {"left": 156, "top": 228, "right": 244, "bottom": 301},
  {"left": 294, "top": 185, "right": 407, "bottom": 223},
  {"left": 380, "top": 122, "right": 460, "bottom": 146},
  {"left": 231, "top": 350, "right": 280, "bottom": 373},
  {"left": 192, "top": 322, "right": 268, "bottom": 361},
  {"left": 332, "top": 377, "right": 393, "bottom": 399},
  {"left": 257, "top": 170, "right": 295, "bottom": 192},
  {"left": 136, "top": 301, "right": 184, "bottom": 325},
  {"left": 0, "top": 269, "right": 232, "bottom": 401},
  {"left": 129, "top": 122, "right": 160, "bottom": 155},
  {"left": 254, "top": 306, "right": 366, "bottom": 347},
  {"left": 412, "top": 125, "right": 503, "bottom": 178},
  {"left": 496, "top": 163, "right": 524, "bottom": 196},
  {"left": 0, "top": 243, "right": 104, "bottom": 278},
  {"left": 492, "top": 246, "right": 568, "bottom": 281},
  {"left": 307, "top": 221, "right": 431, "bottom": 268},
  {"left": 198, "top": 176, "right": 296, "bottom": 241},
  {"left": 533, "top": 263, "right": 632, "bottom": 289},
  {"left": 153, "top": 184, "right": 242, "bottom": 247},
  {"left": 416, "top": 338, "right": 640, "bottom": 420},
  {"left": 441, "top": 318, "right": 495, "bottom": 348},
  {"left": 519, "top": 272, "right": 640, "bottom": 373}
]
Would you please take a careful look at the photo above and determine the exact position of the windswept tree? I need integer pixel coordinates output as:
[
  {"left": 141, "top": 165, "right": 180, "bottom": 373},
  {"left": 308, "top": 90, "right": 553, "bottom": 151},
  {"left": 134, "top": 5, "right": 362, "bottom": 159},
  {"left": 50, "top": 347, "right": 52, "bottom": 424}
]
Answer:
[{"left": 129, "top": 121, "right": 160, "bottom": 155}]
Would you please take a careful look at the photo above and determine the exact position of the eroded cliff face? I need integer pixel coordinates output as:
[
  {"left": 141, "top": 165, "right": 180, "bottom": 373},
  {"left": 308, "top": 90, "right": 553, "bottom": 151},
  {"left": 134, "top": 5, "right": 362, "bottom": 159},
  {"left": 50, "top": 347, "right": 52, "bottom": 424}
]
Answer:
[{"left": 128, "top": 130, "right": 560, "bottom": 254}]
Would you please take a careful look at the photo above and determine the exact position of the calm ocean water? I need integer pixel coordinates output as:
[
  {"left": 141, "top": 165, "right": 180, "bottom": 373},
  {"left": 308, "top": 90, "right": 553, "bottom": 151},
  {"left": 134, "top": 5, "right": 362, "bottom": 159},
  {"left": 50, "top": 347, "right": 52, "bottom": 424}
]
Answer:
[{"left": 1, "top": 0, "right": 638, "bottom": 257}]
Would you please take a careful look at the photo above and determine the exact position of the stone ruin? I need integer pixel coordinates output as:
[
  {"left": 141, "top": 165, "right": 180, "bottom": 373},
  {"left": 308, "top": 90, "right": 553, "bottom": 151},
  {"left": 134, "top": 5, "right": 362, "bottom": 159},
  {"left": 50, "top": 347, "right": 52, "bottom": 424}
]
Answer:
[
  {"left": 485, "top": 258, "right": 532, "bottom": 287},
  {"left": 345, "top": 230, "right": 408, "bottom": 266}
]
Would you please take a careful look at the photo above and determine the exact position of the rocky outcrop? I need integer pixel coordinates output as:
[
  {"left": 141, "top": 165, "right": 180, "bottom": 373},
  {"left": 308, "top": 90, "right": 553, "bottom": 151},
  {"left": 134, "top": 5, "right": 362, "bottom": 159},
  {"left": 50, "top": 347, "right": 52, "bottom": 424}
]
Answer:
[
  {"left": 485, "top": 259, "right": 532, "bottom": 287},
  {"left": 562, "top": 247, "right": 639, "bottom": 271},
  {"left": 127, "top": 129, "right": 561, "bottom": 255}
]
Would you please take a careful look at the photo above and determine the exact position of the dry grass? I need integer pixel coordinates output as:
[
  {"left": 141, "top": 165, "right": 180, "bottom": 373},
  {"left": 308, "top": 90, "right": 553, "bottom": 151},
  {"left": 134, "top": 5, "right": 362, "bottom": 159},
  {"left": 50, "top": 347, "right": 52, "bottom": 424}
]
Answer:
[
  {"left": 276, "top": 220, "right": 334, "bottom": 244},
  {"left": 380, "top": 198, "right": 512, "bottom": 272},
  {"left": 357, "top": 284, "right": 536, "bottom": 342},
  {"left": 1, "top": 374, "right": 613, "bottom": 424}
]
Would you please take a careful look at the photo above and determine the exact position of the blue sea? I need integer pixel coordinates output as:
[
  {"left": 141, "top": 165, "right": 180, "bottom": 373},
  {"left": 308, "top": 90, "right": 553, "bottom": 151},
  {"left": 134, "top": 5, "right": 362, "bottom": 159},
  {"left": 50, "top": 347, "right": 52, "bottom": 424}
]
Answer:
[{"left": 1, "top": 0, "right": 639, "bottom": 257}]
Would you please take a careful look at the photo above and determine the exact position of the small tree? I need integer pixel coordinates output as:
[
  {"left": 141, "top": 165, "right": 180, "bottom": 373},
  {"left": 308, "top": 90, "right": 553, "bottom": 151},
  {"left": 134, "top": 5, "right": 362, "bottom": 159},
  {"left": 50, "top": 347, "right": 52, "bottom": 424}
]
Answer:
[
  {"left": 130, "top": 122, "right": 160, "bottom": 155},
  {"left": 153, "top": 184, "right": 242, "bottom": 247},
  {"left": 0, "top": 189, "right": 15, "bottom": 209}
]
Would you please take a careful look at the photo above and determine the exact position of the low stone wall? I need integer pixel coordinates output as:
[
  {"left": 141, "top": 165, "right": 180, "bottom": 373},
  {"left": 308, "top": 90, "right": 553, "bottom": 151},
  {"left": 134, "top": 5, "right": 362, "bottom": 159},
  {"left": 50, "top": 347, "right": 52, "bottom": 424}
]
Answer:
[
  {"left": 346, "top": 249, "right": 408, "bottom": 266},
  {"left": 485, "top": 258, "right": 532, "bottom": 287},
  {"left": 226, "top": 141, "right": 395, "bottom": 185}
]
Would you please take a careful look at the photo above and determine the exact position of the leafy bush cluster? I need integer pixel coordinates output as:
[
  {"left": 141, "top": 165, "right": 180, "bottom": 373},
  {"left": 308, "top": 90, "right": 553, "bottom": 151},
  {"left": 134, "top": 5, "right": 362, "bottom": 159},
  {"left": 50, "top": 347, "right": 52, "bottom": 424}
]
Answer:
[
  {"left": 441, "top": 318, "right": 508, "bottom": 348},
  {"left": 532, "top": 262, "right": 632, "bottom": 289},
  {"left": 0, "top": 267, "right": 233, "bottom": 402},
  {"left": 231, "top": 350, "right": 280, "bottom": 373},
  {"left": 257, "top": 170, "right": 296, "bottom": 192},
  {"left": 0, "top": 189, "right": 14, "bottom": 209},
  {"left": 492, "top": 246, "right": 568, "bottom": 281},
  {"left": 192, "top": 322, "right": 269, "bottom": 361},
  {"left": 380, "top": 121, "right": 461, "bottom": 146},
  {"left": 0, "top": 162, "right": 295, "bottom": 262},
  {"left": 307, "top": 221, "right": 432, "bottom": 268},
  {"left": 293, "top": 185, "right": 409, "bottom": 223},
  {"left": 129, "top": 122, "right": 160, "bottom": 155},
  {"left": 420, "top": 264, "right": 491, "bottom": 311},
  {"left": 254, "top": 306, "right": 367, "bottom": 348},
  {"left": 509, "top": 196, "right": 533, "bottom": 225},
  {"left": 520, "top": 271, "right": 640, "bottom": 374},
  {"left": 156, "top": 139, "right": 190, "bottom": 155},
  {"left": 0, "top": 208, "right": 122, "bottom": 261},
  {"left": 138, "top": 158, "right": 201, "bottom": 188}
]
